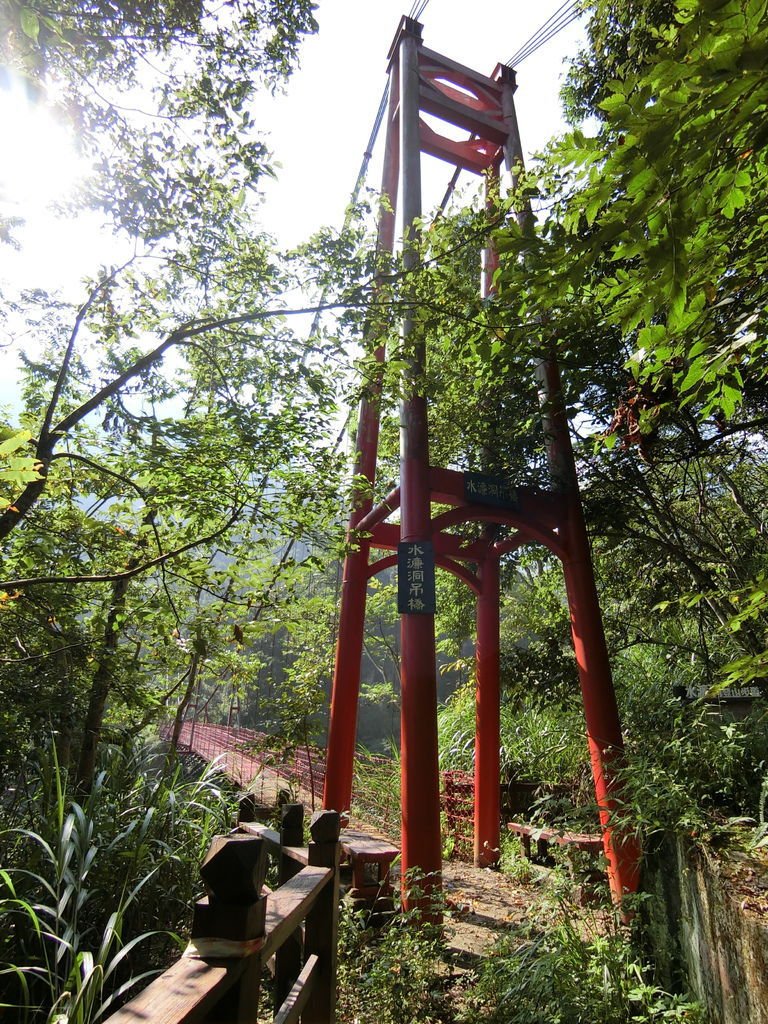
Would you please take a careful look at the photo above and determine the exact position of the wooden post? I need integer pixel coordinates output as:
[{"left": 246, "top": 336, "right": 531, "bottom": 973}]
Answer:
[
  {"left": 274, "top": 803, "right": 304, "bottom": 1012},
  {"left": 303, "top": 810, "right": 341, "bottom": 1024},
  {"left": 191, "top": 833, "right": 268, "bottom": 1023}
]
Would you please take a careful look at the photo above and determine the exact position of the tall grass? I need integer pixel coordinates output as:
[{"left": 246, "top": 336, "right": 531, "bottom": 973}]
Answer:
[
  {"left": 0, "top": 740, "right": 231, "bottom": 1023},
  {"left": 351, "top": 746, "right": 401, "bottom": 840},
  {"left": 437, "top": 683, "right": 589, "bottom": 789}
]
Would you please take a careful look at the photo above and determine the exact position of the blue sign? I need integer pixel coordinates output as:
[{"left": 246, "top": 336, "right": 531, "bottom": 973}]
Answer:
[
  {"left": 464, "top": 472, "right": 518, "bottom": 509},
  {"left": 397, "top": 540, "right": 436, "bottom": 615}
]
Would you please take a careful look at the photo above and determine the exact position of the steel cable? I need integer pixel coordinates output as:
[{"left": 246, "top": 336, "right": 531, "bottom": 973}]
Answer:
[
  {"left": 506, "top": 1, "right": 582, "bottom": 67},
  {"left": 409, "top": 0, "right": 431, "bottom": 19}
]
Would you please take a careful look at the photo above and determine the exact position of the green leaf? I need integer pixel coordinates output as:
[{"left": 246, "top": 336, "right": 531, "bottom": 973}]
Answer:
[
  {"left": 679, "top": 359, "right": 708, "bottom": 392},
  {"left": 19, "top": 7, "right": 40, "bottom": 41},
  {"left": 0, "top": 430, "right": 33, "bottom": 457},
  {"left": 722, "top": 186, "right": 746, "bottom": 218}
]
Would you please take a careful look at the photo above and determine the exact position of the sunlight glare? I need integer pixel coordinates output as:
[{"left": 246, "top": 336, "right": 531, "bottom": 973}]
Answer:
[{"left": 0, "top": 76, "right": 89, "bottom": 217}]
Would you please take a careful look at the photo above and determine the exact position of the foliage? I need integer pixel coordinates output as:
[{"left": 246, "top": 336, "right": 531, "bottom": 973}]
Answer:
[
  {"left": 616, "top": 688, "right": 768, "bottom": 841},
  {"left": 0, "top": 0, "right": 348, "bottom": 784},
  {"left": 562, "top": 0, "right": 677, "bottom": 122},
  {"left": 498, "top": 828, "right": 536, "bottom": 885},
  {"left": 0, "top": 430, "right": 42, "bottom": 508},
  {"left": 442, "top": 0, "right": 768, "bottom": 705},
  {"left": 498, "top": 552, "right": 579, "bottom": 703},
  {"left": 462, "top": 906, "right": 704, "bottom": 1024},
  {"left": 438, "top": 683, "right": 589, "bottom": 795},
  {"left": 0, "top": 740, "right": 231, "bottom": 1022},
  {"left": 351, "top": 746, "right": 401, "bottom": 841},
  {"left": 2, "top": 0, "right": 318, "bottom": 241},
  {"left": 337, "top": 878, "right": 448, "bottom": 1024},
  {"left": 496, "top": 0, "right": 768, "bottom": 420}
]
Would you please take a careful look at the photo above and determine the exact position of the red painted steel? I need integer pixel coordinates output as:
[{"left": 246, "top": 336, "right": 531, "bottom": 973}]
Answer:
[
  {"left": 498, "top": 61, "right": 640, "bottom": 902},
  {"left": 442, "top": 770, "right": 475, "bottom": 860},
  {"left": 537, "top": 359, "right": 641, "bottom": 899},
  {"left": 321, "top": 17, "right": 640, "bottom": 912},
  {"left": 167, "top": 721, "right": 329, "bottom": 806},
  {"left": 398, "top": 22, "right": 443, "bottom": 907},
  {"left": 474, "top": 553, "right": 501, "bottom": 867}
]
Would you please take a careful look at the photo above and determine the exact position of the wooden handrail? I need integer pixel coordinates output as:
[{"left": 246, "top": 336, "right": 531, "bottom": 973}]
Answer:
[
  {"left": 105, "top": 804, "right": 340, "bottom": 1024},
  {"left": 261, "top": 866, "right": 331, "bottom": 961},
  {"left": 275, "top": 955, "right": 319, "bottom": 1024},
  {"left": 105, "top": 956, "right": 239, "bottom": 1024},
  {"left": 240, "top": 821, "right": 310, "bottom": 865}
]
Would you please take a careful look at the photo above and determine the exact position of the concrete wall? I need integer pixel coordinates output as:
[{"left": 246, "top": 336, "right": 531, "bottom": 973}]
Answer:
[{"left": 643, "top": 837, "right": 768, "bottom": 1024}]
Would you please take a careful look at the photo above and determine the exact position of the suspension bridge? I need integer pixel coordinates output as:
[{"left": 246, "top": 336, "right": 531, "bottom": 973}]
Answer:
[{"left": 164, "top": 1, "right": 638, "bottom": 913}]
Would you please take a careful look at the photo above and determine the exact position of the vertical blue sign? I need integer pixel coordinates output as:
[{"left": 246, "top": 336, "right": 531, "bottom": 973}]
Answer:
[{"left": 397, "top": 540, "right": 436, "bottom": 614}]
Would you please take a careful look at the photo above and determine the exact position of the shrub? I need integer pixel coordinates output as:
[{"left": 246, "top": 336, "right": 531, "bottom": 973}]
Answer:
[
  {"left": 0, "top": 740, "right": 231, "bottom": 1023},
  {"left": 438, "top": 684, "right": 590, "bottom": 792},
  {"left": 462, "top": 907, "right": 704, "bottom": 1024},
  {"left": 616, "top": 694, "right": 768, "bottom": 841},
  {"left": 337, "top": 874, "right": 449, "bottom": 1024}
]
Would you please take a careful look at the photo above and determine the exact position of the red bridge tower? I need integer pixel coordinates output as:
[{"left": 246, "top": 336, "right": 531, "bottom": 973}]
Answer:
[{"left": 322, "top": 17, "right": 640, "bottom": 910}]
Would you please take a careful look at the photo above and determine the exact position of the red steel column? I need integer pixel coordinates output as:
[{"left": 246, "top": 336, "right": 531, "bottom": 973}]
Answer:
[
  {"left": 474, "top": 164, "right": 503, "bottom": 868},
  {"left": 474, "top": 553, "right": 501, "bottom": 867},
  {"left": 538, "top": 358, "right": 640, "bottom": 900},
  {"left": 323, "top": 67, "right": 400, "bottom": 815},
  {"left": 398, "top": 21, "right": 443, "bottom": 908},
  {"left": 497, "top": 61, "right": 639, "bottom": 902}
]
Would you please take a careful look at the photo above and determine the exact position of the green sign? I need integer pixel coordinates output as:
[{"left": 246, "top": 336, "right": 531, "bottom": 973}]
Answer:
[{"left": 463, "top": 472, "right": 518, "bottom": 509}]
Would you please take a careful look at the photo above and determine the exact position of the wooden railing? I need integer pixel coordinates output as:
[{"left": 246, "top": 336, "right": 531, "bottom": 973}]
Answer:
[{"left": 106, "top": 804, "right": 340, "bottom": 1024}]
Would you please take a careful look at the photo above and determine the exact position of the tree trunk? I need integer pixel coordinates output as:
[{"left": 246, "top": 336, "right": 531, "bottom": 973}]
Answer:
[
  {"left": 75, "top": 570, "right": 133, "bottom": 791},
  {"left": 54, "top": 648, "right": 75, "bottom": 771},
  {"left": 170, "top": 650, "right": 201, "bottom": 753}
]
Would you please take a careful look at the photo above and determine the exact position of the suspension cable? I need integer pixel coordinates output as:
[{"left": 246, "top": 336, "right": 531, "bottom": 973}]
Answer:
[
  {"left": 306, "top": 78, "right": 390, "bottom": 339},
  {"left": 409, "top": 0, "right": 431, "bottom": 19},
  {"left": 506, "top": 1, "right": 582, "bottom": 67}
]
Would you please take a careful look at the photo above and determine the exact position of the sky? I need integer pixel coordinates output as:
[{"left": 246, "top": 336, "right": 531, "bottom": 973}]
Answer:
[
  {"left": 0, "top": 0, "right": 586, "bottom": 278},
  {"left": 0, "top": 1, "right": 586, "bottom": 405}
]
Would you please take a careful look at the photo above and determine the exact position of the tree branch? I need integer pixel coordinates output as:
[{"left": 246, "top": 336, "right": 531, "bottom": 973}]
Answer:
[
  {"left": 40, "top": 266, "right": 128, "bottom": 444},
  {"left": 0, "top": 642, "right": 88, "bottom": 665},
  {"left": 0, "top": 505, "right": 244, "bottom": 590}
]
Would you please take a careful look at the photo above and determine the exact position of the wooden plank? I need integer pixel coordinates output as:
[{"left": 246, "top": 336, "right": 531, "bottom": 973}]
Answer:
[
  {"left": 275, "top": 803, "right": 305, "bottom": 1014},
  {"left": 341, "top": 831, "right": 398, "bottom": 849},
  {"left": 239, "top": 822, "right": 281, "bottom": 853},
  {"left": 554, "top": 832, "right": 603, "bottom": 852},
  {"left": 507, "top": 822, "right": 602, "bottom": 852},
  {"left": 105, "top": 953, "right": 240, "bottom": 1024},
  {"left": 341, "top": 840, "right": 399, "bottom": 861},
  {"left": 273, "top": 955, "right": 318, "bottom": 1024},
  {"left": 261, "top": 866, "right": 332, "bottom": 963}
]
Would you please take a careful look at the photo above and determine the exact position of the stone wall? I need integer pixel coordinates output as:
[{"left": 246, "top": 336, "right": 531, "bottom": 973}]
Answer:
[{"left": 643, "top": 836, "right": 768, "bottom": 1023}]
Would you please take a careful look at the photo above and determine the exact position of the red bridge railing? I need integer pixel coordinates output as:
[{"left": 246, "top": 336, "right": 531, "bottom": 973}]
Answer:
[{"left": 164, "top": 722, "right": 327, "bottom": 806}]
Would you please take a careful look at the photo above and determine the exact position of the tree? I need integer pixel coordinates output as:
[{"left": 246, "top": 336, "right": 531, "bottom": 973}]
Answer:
[
  {"left": 0, "top": 0, "right": 355, "bottom": 784},
  {"left": 1, "top": 0, "right": 318, "bottom": 240},
  {"left": 480, "top": 0, "right": 768, "bottom": 696}
]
